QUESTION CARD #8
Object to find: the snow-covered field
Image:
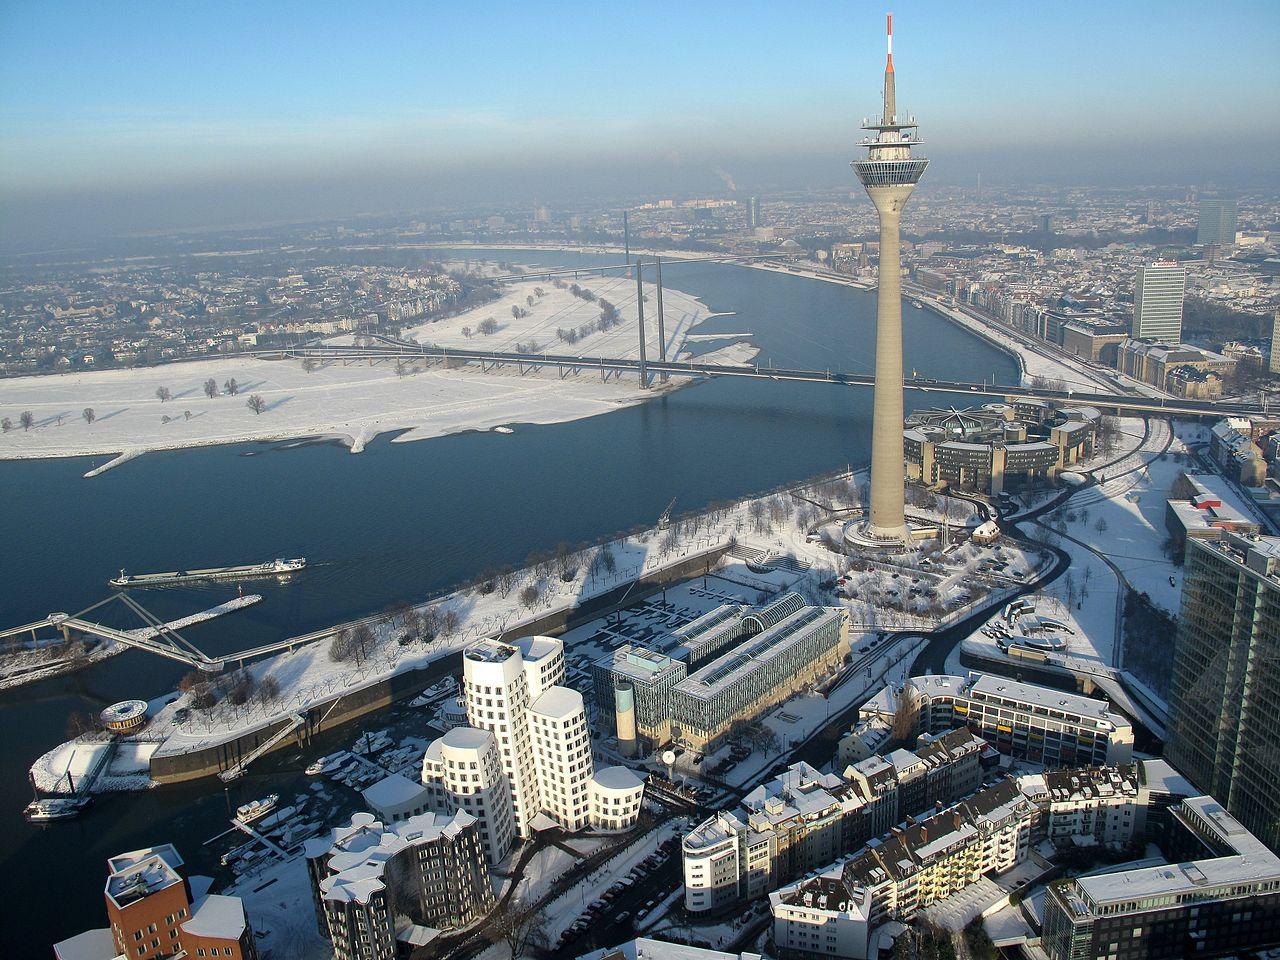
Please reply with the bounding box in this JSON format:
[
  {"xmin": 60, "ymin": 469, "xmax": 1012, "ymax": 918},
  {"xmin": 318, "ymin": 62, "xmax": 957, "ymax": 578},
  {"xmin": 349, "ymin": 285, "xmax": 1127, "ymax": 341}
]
[{"xmin": 0, "ymin": 274, "xmax": 750, "ymax": 467}]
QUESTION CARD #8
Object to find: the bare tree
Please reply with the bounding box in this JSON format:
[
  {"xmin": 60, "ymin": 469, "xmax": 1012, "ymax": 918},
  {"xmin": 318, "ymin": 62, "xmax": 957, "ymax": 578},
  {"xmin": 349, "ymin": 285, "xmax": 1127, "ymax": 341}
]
[
  {"xmin": 519, "ymin": 584, "xmax": 541, "ymax": 609},
  {"xmin": 246, "ymin": 395, "xmax": 267, "ymax": 415},
  {"xmin": 301, "ymin": 357, "xmax": 317, "ymax": 373},
  {"xmin": 478, "ymin": 317, "xmax": 498, "ymax": 335},
  {"xmin": 461, "ymin": 326, "xmax": 472, "ymax": 338},
  {"xmin": 491, "ymin": 903, "xmax": 549, "ymax": 959},
  {"xmin": 259, "ymin": 675, "xmax": 281, "ymax": 701},
  {"xmin": 183, "ymin": 410, "xmax": 192, "ymax": 421},
  {"xmin": 0, "ymin": 417, "xmax": 11, "ymax": 432},
  {"xmin": 1095, "ymin": 516, "xmax": 1108, "ymax": 534},
  {"xmin": 82, "ymin": 408, "xmax": 96, "ymax": 425},
  {"xmin": 20, "ymin": 411, "xmax": 34, "ymax": 430},
  {"xmin": 155, "ymin": 386, "xmax": 171, "ymax": 403},
  {"xmin": 203, "ymin": 378, "xmax": 218, "ymax": 398},
  {"xmin": 223, "ymin": 377, "xmax": 239, "ymax": 396}
]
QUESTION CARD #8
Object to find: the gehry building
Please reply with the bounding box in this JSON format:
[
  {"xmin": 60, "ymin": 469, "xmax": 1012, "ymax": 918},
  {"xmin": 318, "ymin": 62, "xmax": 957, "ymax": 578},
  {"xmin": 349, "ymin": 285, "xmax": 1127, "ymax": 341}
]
[
  {"xmin": 421, "ymin": 636, "xmax": 644, "ymax": 862},
  {"xmin": 304, "ymin": 810, "xmax": 494, "ymax": 960}
]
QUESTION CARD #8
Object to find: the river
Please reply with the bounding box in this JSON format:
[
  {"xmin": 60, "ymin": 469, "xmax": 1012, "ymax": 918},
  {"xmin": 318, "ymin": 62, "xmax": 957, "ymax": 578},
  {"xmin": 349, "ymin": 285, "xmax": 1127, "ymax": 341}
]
[{"xmin": 0, "ymin": 249, "xmax": 1018, "ymax": 954}]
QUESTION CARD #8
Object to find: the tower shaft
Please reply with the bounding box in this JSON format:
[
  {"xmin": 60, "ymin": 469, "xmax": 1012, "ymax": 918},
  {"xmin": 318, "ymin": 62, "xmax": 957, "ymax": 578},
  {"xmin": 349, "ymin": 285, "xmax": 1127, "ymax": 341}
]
[
  {"xmin": 852, "ymin": 12, "xmax": 926, "ymax": 546},
  {"xmin": 866, "ymin": 188, "xmax": 911, "ymax": 542}
]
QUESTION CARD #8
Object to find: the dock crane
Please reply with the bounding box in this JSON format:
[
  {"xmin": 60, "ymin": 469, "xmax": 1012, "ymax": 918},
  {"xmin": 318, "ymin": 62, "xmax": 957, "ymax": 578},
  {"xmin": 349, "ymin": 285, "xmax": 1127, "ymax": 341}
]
[{"xmin": 658, "ymin": 498, "xmax": 677, "ymax": 531}]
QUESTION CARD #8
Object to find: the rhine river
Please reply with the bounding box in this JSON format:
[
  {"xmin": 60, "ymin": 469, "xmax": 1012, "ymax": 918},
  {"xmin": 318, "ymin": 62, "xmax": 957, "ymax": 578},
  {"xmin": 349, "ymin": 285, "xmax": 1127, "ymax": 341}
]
[{"xmin": 0, "ymin": 249, "xmax": 1018, "ymax": 954}]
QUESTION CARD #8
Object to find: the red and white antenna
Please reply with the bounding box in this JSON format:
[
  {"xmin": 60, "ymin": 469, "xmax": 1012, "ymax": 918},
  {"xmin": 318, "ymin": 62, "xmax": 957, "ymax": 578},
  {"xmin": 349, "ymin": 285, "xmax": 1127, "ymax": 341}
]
[{"xmin": 886, "ymin": 13, "xmax": 894, "ymax": 72}]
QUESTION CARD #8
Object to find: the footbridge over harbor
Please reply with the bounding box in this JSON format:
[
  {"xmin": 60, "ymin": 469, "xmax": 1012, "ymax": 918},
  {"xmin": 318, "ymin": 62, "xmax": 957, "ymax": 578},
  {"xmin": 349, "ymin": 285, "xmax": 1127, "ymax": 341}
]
[
  {"xmin": 0, "ymin": 594, "xmax": 320, "ymax": 674},
  {"xmin": 248, "ymin": 338, "xmax": 1274, "ymax": 421}
]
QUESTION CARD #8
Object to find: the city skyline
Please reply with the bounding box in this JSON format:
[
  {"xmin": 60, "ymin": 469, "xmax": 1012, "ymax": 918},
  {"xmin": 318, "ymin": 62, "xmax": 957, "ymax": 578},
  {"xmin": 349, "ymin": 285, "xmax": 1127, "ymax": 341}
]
[{"xmin": 2, "ymin": 1, "xmax": 1279, "ymax": 240}]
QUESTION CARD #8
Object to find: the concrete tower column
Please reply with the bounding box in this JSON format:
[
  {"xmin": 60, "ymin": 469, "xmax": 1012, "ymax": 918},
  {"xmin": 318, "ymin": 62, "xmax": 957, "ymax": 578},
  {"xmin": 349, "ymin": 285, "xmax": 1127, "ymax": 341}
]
[{"xmin": 866, "ymin": 190, "xmax": 912, "ymax": 542}]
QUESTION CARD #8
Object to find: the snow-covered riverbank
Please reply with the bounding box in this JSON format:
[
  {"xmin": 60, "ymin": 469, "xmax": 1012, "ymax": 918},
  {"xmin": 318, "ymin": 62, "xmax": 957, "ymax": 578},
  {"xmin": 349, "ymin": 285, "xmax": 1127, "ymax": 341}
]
[{"xmin": 0, "ymin": 275, "xmax": 749, "ymax": 468}]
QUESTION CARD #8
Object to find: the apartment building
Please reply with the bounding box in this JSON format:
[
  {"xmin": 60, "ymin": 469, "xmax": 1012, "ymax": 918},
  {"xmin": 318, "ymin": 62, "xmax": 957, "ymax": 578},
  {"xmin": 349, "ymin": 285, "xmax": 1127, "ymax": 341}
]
[
  {"xmin": 683, "ymin": 729, "xmax": 985, "ymax": 914},
  {"xmin": 304, "ymin": 810, "xmax": 494, "ymax": 960},
  {"xmin": 770, "ymin": 766, "xmax": 1143, "ymax": 960},
  {"xmin": 853, "ymin": 672, "xmax": 1133, "ymax": 768}
]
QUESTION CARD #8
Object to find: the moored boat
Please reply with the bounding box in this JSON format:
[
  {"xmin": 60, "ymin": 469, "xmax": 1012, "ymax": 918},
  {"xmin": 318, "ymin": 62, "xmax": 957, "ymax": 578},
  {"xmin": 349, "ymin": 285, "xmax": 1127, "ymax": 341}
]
[{"xmin": 235, "ymin": 793, "xmax": 279, "ymax": 824}]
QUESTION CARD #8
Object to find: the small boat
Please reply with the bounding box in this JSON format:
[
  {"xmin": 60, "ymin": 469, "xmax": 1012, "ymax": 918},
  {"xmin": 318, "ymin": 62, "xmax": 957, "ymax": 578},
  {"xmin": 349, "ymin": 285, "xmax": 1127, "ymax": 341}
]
[
  {"xmin": 493, "ymin": 426, "xmax": 514, "ymax": 434},
  {"xmin": 25, "ymin": 797, "xmax": 90, "ymax": 822},
  {"xmin": 306, "ymin": 752, "xmax": 346, "ymax": 776},
  {"xmin": 235, "ymin": 793, "xmax": 279, "ymax": 824}
]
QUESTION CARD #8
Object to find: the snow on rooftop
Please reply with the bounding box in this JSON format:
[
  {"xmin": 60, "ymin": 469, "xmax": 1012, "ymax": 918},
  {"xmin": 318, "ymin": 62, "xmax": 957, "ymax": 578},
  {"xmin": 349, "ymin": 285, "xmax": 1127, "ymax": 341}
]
[
  {"xmin": 52, "ymin": 929, "xmax": 118, "ymax": 960},
  {"xmin": 182, "ymin": 894, "xmax": 247, "ymax": 941},
  {"xmin": 362, "ymin": 773, "xmax": 428, "ymax": 811},
  {"xmin": 530, "ymin": 685, "xmax": 583, "ymax": 719},
  {"xmin": 592, "ymin": 765, "xmax": 643, "ymax": 792}
]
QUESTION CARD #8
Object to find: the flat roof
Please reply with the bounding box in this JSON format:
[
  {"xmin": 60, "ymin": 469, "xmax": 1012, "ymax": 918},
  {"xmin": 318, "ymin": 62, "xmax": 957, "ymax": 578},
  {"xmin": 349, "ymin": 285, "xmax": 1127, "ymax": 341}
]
[
  {"xmin": 362, "ymin": 773, "xmax": 428, "ymax": 810},
  {"xmin": 52, "ymin": 929, "xmax": 119, "ymax": 960},
  {"xmin": 182, "ymin": 894, "xmax": 246, "ymax": 941}
]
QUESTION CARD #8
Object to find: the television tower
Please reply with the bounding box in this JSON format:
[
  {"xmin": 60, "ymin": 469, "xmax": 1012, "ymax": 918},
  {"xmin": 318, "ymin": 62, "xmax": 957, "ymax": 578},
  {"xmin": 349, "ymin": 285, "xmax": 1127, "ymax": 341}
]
[{"xmin": 852, "ymin": 13, "xmax": 928, "ymax": 545}]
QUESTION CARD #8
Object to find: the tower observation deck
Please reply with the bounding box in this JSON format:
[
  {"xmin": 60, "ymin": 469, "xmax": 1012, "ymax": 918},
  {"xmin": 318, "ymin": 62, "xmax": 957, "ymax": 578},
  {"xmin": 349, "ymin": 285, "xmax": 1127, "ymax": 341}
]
[{"xmin": 853, "ymin": 13, "xmax": 928, "ymax": 546}]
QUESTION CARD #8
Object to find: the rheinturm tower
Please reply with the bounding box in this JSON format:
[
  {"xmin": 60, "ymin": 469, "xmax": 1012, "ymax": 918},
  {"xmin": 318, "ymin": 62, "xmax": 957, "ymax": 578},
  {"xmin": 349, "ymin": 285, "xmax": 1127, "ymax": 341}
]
[{"xmin": 853, "ymin": 13, "xmax": 927, "ymax": 545}]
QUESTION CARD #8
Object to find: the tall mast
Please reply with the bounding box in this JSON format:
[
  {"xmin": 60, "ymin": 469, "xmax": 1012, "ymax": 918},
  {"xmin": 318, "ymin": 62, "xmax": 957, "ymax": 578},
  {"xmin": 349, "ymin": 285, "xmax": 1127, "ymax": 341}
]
[{"xmin": 883, "ymin": 13, "xmax": 896, "ymax": 123}]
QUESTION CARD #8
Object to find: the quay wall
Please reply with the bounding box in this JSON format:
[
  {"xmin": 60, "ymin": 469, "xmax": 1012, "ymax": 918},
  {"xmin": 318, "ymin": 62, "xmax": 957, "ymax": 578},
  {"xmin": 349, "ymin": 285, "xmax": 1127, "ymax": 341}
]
[{"xmin": 150, "ymin": 545, "xmax": 730, "ymax": 784}]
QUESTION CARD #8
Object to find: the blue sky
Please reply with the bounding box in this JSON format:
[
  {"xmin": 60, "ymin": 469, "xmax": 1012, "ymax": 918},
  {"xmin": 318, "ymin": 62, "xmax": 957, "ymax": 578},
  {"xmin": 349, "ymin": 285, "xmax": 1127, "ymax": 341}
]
[{"xmin": 1, "ymin": 1, "xmax": 1278, "ymax": 233}]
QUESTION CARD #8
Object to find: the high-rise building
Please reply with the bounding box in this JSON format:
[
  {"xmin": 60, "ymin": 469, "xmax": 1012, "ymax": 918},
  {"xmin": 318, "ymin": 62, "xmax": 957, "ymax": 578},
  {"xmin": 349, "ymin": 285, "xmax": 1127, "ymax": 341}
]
[
  {"xmin": 1166, "ymin": 531, "xmax": 1280, "ymax": 851},
  {"xmin": 1197, "ymin": 195, "xmax": 1239, "ymax": 246},
  {"xmin": 748, "ymin": 196, "xmax": 762, "ymax": 229},
  {"xmin": 1042, "ymin": 796, "xmax": 1280, "ymax": 960},
  {"xmin": 1270, "ymin": 311, "xmax": 1280, "ymax": 375},
  {"xmin": 422, "ymin": 636, "xmax": 644, "ymax": 855},
  {"xmin": 1131, "ymin": 261, "xmax": 1186, "ymax": 343},
  {"xmin": 852, "ymin": 14, "xmax": 928, "ymax": 545}
]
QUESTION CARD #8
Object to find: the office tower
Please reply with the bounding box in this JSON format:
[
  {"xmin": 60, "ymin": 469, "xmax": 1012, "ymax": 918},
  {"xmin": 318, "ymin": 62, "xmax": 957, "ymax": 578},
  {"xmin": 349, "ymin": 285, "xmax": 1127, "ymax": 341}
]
[
  {"xmin": 852, "ymin": 14, "xmax": 927, "ymax": 544},
  {"xmin": 1039, "ymin": 213, "xmax": 1053, "ymax": 233},
  {"xmin": 1271, "ymin": 312, "xmax": 1280, "ymax": 375},
  {"xmin": 1197, "ymin": 195, "xmax": 1239, "ymax": 246},
  {"xmin": 1166, "ymin": 532, "xmax": 1280, "ymax": 851},
  {"xmin": 1131, "ymin": 261, "xmax": 1186, "ymax": 342},
  {"xmin": 1043, "ymin": 796, "xmax": 1280, "ymax": 960},
  {"xmin": 748, "ymin": 195, "xmax": 761, "ymax": 228}
]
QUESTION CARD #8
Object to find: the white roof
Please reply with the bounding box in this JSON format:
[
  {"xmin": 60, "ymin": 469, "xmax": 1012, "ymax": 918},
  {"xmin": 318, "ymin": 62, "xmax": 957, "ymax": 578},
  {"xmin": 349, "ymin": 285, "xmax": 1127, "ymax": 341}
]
[
  {"xmin": 530, "ymin": 685, "xmax": 583, "ymax": 719},
  {"xmin": 53, "ymin": 929, "xmax": 120, "ymax": 960},
  {"xmin": 362, "ymin": 773, "xmax": 428, "ymax": 811},
  {"xmin": 182, "ymin": 894, "xmax": 247, "ymax": 940},
  {"xmin": 441, "ymin": 726, "xmax": 494, "ymax": 751},
  {"xmin": 592, "ymin": 765, "xmax": 644, "ymax": 792}
]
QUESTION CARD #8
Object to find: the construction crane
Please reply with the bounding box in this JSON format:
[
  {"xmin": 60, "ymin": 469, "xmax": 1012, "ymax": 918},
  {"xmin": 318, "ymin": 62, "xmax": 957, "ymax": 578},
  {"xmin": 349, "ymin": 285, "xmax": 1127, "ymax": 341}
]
[{"xmin": 658, "ymin": 498, "xmax": 677, "ymax": 531}]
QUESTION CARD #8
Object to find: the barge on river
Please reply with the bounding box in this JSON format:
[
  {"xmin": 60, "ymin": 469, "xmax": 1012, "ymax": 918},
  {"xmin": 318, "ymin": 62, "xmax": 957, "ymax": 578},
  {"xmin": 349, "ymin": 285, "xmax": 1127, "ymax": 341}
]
[{"xmin": 109, "ymin": 558, "xmax": 306, "ymax": 588}]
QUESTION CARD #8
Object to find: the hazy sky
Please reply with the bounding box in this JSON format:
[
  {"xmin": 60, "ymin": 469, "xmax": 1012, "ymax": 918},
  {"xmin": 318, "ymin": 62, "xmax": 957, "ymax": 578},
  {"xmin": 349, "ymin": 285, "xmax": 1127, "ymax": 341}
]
[{"xmin": 2, "ymin": 0, "xmax": 1278, "ymax": 240}]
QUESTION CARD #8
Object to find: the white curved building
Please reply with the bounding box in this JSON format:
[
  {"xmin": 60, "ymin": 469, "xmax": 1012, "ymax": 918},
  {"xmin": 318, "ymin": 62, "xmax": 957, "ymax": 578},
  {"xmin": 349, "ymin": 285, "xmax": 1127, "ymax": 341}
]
[
  {"xmin": 588, "ymin": 765, "xmax": 645, "ymax": 832},
  {"xmin": 528, "ymin": 686, "xmax": 594, "ymax": 830},
  {"xmin": 427, "ymin": 635, "xmax": 646, "ymax": 853},
  {"xmin": 421, "ymin": 726, "xmax": 515, "ymax": 864}
]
